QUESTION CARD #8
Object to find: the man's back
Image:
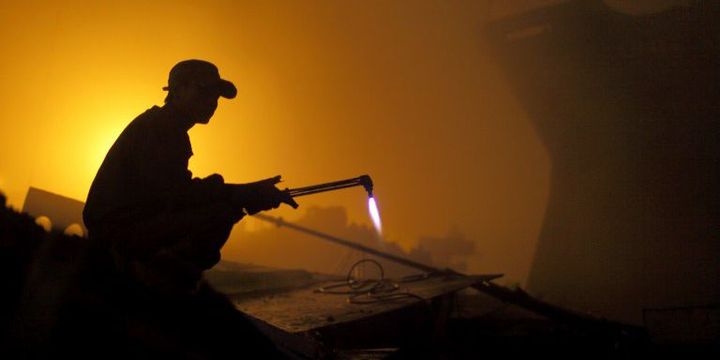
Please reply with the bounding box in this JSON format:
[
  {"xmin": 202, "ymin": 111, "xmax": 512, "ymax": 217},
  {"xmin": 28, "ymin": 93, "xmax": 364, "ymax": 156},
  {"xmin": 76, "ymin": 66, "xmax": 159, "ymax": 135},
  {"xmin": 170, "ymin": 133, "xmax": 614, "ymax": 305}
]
[{"xmin": 83, "ymin": 105, "xmax": 194, "ymax": 231}]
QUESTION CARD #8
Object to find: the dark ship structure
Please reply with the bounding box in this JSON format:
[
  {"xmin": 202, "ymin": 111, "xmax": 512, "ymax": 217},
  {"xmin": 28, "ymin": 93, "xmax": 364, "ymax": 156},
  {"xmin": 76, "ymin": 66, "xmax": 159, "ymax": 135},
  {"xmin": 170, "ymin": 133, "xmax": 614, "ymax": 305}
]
[{"xmin": 485, "ymin": 0, "xmax": 719, "ymax": 336}]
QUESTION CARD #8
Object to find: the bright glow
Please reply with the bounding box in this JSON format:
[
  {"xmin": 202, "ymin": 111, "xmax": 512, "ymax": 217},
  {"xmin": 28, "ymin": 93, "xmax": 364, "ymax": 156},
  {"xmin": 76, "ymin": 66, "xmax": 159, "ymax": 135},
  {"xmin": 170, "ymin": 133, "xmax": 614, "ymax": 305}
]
[
  {"xmin": 368, "ymin": 196, "xmax": 382, "ymax": 234},
  {"xmin": 63, "ymin": 223, "xmax": 85, "ymax": 238},
  {"xmin": 35, "ymin": 216, "xmax": 52, "ymax": 233}
]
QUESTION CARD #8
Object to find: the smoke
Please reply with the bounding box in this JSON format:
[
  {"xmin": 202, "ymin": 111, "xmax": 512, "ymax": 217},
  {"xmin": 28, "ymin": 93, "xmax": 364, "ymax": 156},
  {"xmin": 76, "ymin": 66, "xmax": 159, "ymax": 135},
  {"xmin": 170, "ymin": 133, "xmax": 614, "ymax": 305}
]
[{"xmin": 222, "ymin": 206, "xmax": 433, "ymax": 277}]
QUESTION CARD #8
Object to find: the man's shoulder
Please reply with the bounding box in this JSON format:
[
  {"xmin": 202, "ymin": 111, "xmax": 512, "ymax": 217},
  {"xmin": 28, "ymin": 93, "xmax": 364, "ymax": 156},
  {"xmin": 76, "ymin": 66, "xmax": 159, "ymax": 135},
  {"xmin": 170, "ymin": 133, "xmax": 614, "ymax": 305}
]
[
  {"xmin": 131, "ymin": 106, "xmax": 164, "ymax": 126},
  {"xmin": 123, "ymin": 106, "xmax": 176, "ymax": 134}
]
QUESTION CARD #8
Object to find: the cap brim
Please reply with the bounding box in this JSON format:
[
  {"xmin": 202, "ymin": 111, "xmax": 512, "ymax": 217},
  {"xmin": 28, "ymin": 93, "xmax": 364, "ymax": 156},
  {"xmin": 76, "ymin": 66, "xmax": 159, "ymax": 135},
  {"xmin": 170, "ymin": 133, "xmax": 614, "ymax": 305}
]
[
  {"xmin": 217, "ymin": 79, "xmax": 237, "ymax": 99},
  {"xmin": 161, "ymin": 79, "xmax": 236, "ymax": 99}
]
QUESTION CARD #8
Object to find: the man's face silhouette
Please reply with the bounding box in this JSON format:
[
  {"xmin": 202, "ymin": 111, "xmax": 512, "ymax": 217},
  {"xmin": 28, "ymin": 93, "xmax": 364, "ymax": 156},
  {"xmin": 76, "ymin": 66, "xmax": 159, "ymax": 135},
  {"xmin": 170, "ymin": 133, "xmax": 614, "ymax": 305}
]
[{"xmin": 173, "ymin": 82, "xmax": 220, "ymax": 125}]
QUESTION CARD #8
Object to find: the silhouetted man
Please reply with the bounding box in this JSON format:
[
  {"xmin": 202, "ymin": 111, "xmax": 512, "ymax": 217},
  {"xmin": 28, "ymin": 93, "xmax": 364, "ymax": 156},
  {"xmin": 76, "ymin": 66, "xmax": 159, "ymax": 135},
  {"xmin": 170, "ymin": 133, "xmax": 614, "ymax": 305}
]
[
  {"xmin": 84, "ymin": 59, "xmax": 297, "ymax": 296},
  {"xmin": 81, "ymin": 60, "xmax": 297, "ymax": 358}
]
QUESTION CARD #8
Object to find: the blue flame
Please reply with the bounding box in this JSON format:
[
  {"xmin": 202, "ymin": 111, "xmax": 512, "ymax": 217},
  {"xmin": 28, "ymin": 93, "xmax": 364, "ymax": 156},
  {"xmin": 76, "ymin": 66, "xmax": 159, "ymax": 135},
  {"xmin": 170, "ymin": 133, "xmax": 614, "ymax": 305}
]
[{"xmin": 368, "ymin": 196, "xmax": 382, "ymax": 234}]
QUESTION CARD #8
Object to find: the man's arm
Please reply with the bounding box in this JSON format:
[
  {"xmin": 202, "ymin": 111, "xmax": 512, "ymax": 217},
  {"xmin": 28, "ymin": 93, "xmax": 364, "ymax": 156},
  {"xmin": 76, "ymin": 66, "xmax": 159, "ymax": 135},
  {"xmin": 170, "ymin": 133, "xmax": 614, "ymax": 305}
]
[{"xmin": 176, "ymin": 173, "xmax": 298, "ymax": 216}]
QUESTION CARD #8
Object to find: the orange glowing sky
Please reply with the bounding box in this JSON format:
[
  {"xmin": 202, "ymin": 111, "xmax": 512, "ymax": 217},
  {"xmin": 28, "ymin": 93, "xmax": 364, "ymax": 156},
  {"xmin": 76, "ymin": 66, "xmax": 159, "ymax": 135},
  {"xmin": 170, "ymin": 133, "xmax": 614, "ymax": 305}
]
[{"xmin": 0, "ymin": 1, "xmax": 563, "ymax": 284}]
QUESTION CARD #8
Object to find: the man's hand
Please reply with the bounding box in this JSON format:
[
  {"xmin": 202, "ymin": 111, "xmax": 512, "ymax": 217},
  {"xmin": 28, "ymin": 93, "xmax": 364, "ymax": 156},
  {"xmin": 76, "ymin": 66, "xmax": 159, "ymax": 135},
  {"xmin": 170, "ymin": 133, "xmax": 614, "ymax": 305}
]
[{"xmin": 231, "ymin": 176, "xmax": 299, "ymax": 215}]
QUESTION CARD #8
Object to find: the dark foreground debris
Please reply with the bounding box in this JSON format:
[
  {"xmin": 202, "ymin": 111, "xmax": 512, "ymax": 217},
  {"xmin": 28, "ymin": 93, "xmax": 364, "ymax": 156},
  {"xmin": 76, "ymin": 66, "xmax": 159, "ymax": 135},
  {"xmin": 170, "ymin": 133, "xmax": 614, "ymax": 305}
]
[{"xmin": 1, "ymin": 198, "xmax": 717, "ymax": 359}]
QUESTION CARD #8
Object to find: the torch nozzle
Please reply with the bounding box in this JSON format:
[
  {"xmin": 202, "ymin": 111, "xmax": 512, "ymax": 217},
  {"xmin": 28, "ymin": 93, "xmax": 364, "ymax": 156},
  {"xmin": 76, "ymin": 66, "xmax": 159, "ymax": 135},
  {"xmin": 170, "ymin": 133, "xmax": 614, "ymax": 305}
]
[
  {"xmin": 358, "ymin": 175, "xmax": 373, "ymax": 198},
  {"xmin": 287, "ymin": 175, "xmax": 374, "ymax": 198}
]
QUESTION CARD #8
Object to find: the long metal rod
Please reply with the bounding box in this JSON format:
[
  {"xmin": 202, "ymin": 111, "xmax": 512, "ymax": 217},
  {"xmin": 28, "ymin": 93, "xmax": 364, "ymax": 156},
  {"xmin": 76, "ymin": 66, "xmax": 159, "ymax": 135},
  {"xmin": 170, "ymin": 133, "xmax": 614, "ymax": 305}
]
[{"xmin": 252, "ymin": 213, "xmax": 442, "ymax": 274}]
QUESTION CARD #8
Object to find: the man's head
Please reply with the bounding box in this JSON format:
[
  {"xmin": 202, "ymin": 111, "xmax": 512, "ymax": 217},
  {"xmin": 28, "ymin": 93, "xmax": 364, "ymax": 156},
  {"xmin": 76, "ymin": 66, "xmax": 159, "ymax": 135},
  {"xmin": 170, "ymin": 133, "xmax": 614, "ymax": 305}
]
[{"xmin": 163, "ymin": 60, "xmax": 237, "ymax": 125}]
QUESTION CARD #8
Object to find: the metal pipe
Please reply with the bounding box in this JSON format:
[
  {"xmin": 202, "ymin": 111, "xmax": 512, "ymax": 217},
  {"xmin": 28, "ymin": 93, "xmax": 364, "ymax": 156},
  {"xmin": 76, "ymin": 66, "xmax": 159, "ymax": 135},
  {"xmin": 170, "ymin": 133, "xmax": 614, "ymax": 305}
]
[
  {"xmin": 252, "ymin": 213, "xmax": 501, "ymax": 280},
  {"xmin": 287, "ymin": 175, "xmax": 373, "ymax": 198},
  {"xmin": 254, "ymin": 213, "xmax": 435, "ymax": 273}
]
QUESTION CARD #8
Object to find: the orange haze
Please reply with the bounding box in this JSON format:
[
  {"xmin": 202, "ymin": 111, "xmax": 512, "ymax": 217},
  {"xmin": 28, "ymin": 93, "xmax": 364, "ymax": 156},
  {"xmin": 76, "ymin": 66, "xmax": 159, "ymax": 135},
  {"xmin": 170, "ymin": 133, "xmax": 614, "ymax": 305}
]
[{"xmin": 0, "ymin": 1, "xmax": 553, "ymax": 284}]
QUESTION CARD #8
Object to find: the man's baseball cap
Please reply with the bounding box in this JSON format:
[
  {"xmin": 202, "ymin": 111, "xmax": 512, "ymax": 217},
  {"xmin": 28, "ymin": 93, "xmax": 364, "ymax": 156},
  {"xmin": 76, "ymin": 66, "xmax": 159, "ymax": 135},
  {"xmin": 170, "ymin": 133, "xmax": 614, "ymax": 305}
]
[{"xmin": 162, "ymin": 59, "xmax": 237, "ymax": 99}]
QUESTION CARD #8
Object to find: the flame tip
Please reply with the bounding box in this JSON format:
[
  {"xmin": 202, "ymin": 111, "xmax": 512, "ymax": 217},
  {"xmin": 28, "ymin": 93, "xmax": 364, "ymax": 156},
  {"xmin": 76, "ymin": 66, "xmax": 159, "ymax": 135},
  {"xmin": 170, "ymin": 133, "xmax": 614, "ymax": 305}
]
[{"xmin": 367, "ymin": 196, "xmax": 382, "ymax": 234}]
